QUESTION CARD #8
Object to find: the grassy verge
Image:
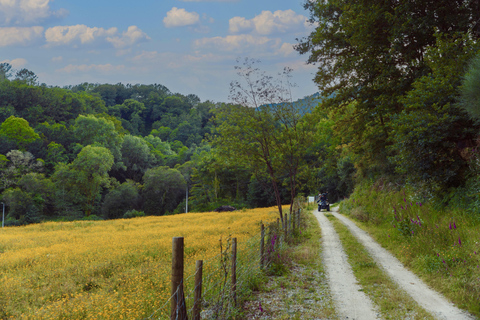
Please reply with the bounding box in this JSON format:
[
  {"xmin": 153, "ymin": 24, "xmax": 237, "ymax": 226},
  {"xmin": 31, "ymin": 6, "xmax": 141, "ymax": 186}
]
[
  {"xmin": 340, "ymin": 180, "xmax": 480, "ymax": 317},
  {"xmin": 326, "ymin": 213, "xmax": 434, "ymax": 319},
  {"xmin": 241, "ymin": 204, "xmax": 338, "ymax": 319}
]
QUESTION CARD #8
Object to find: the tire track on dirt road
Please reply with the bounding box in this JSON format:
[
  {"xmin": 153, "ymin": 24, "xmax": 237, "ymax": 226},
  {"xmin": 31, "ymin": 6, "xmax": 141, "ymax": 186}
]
[
  {"xmin": 322, "ymin": 207, "xmax": 476, "ymax": 320},
  {"xmin": 314, "ymin": 208, "xmax": 380, "ymax": 320}
]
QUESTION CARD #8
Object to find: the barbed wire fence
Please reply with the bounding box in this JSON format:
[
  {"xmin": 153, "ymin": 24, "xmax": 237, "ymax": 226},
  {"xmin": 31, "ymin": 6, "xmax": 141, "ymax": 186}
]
[{"xmin": 143, "ymin": 199, "xmax": 308, "ymax": 320}]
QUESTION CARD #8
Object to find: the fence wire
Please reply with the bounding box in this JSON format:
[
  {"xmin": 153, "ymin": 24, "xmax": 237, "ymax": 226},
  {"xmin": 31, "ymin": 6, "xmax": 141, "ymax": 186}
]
[{"xmin": 142, "ymin": 208, "xmax": 306, "ymax": 320}]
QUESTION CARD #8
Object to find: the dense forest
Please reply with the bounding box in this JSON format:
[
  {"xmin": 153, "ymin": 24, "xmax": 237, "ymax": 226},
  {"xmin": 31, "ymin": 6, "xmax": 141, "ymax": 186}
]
[
  {"xmin": 0, "ymin": 63, "xmax": 341, "ymax": 225},
  {"xmin": 2, "ymin": 0, "xmax": 480, "ymax": 226}
]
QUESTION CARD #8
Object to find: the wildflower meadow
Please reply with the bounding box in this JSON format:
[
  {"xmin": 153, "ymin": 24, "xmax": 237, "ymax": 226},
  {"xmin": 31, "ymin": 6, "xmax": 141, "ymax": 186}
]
[{"xmin": 0, "ymin": 207, "xmax": 278, "ymax": 319}]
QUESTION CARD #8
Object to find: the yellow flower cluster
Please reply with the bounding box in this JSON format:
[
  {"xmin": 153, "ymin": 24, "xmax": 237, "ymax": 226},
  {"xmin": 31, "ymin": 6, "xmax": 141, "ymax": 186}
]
[{"xmin": 0, "ymin": 207, "xmax": 278, "ymax": 319}]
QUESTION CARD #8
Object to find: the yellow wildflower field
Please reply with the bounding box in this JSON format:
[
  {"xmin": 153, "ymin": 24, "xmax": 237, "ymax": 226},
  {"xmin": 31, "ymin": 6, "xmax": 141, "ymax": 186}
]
[{"xmin": 0, "ymin": 207, "xmax": 279, "ymax": 319}]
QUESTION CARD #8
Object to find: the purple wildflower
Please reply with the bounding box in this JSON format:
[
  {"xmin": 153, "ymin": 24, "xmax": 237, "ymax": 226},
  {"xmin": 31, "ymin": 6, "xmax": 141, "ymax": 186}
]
[
  {"xmin": 449, "ymin": 222, "xmax": 452, "ymax": 230},
  {"xmin": 259, "ymin": 302, "xmax": 263, "ymax": 312},
  {"xmin": 459, "ymin": 237, "xmax": 462, "ymax": 246},
  {"xmin": 453, "ymin": 222, "xmax": 457, "ymax": 229}
]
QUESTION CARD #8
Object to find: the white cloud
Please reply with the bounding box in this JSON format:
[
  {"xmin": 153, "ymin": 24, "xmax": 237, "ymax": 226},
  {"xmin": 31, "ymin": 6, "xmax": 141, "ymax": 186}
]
[
  {"xmin": 131, "ymin": 50, "xmax": 160, "ymax": 62},
  {"xmin": 0, "ymin": 0, "xmax": 68, "ymax": 26},
  {"xmin": 230, "ymin": 10, "xmax": 309, "ymax": 35},
  {"xmin": 131, "ymin": 51, "xmax": 228, "ymax": 67},
  {"xmin": 194, "ymin": 34, "xmax": 280, "ymax": 52},
  {"xmin": 279, "ymin": 42, "xmax": 295, "ymax": 57},
  {"xmin": 163, "ymin": 7, "xmax": 199, "ymax": 28},
  {"xmin": 56, "ymin": 63, "xmax": 125, "ymax": 74},
  {"xmin": 229, "ymin": 17, "xmax": 253, "ymax": 33},
  {"xmin": 45, "ymin": 25, "xmax": 117, "ymax": 46},
  {"xmin": 1, "ymin": 58, "xmax": 28, "ymax": 68},
  {"xmin": 0, "ymin": 26, "xmax": 43, "ymax": 46},
  {"xmin": 44, "ymin": 25, "xmax": 149, "ymax": 49},
  {"xmin": 51, "ymin": 56, "xmax": 62, "ymax": 62},
  {"xmin": 106, "ymin": 25, "xmax": 150, "ymax": 49}
]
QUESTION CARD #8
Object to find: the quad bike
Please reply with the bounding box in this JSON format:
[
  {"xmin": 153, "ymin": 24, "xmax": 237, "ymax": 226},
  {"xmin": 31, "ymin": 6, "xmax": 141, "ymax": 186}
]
[{"xmin": 318, "ymin": 199, "xmax": 330, "ymax": 212}]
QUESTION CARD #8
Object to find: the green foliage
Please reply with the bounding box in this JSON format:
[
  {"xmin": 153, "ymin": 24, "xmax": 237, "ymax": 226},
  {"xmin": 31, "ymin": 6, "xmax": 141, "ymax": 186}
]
[
  {"xmin": 341, "ymin": 182, "xmax": 480, "ymax": 316},
  {"xmin": 73, "ymin": 115, "xmax": 124, "ymax": 169},
  {"xmin": 142, "ymin": 166, "xmax": 186, "ymax": 215},
  {"xmin": 460, "ymin": 53, "xmax": 480, "ymax": 119},
  {"xmin": 35, "ymin": 122, "xmax": 73, "ymax": 153},
  {"xmin": 18, "ymin": 172, "xmax": 55, "ymax": 216},
  {"xmin": 102, "ymin": 181, "xmax": 141, "ymax": 219},
  {"xmin": 0, "ymin": 81, "xmax": 106, "ymax": 125},
  {"xmin": 3, "ymin": 188, "xmax": 41, "ymax": 225},
  {"xmin": 389, "ymin": 34, "xmax": 480, "ymax": 190},
  {"xmin": 82, "ymin": 214, "xmax": 103, "ymax": 221},
  {"xmin": 189, "ymin": 146, "xmax": 251, "ymax": 211},
  {"xmin": 0, "ymin": 150, "xmax": 44, "ymax": 191},
  {"xmin": 122, "ymin": 209, "xmax": 145, "ymax": 219},
  {"xmin": 297, "ymin": 0, "xmax": 480, "ymax": 177},
  {"xmin": 214, "ymin": 58, "xmax": 316, "ymax": 219},
  {"xmin": 45, "ymin": 142, "xmax": 69, "ymax": 174},
  {"xmin": 0, "ymin": 116, "xmax": 39, "ymax": 150},
  {"xmin": 120, "ymin": 135, "xmax": 154, "ymax": 182},
  {"xmin": 52, "ymin": 145, "xmax": 114, "ymax": 217}
]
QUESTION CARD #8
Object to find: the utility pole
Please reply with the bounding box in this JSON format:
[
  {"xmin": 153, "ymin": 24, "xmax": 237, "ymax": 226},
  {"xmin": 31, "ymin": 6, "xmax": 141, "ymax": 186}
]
[{"xmin": 185, "ymin": 185, "xmax": 188, "ymax": 213}]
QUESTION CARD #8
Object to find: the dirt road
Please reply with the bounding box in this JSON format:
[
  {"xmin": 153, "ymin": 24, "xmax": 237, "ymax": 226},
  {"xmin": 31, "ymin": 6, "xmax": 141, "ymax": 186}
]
[{"xmin": 314, "ymin": 207, "xmax": 476, "ymax": 320}]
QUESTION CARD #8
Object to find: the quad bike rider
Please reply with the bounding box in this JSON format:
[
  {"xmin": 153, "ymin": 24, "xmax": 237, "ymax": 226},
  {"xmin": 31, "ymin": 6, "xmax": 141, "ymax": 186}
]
[{"xmin": 317, "ymin": 192, "xmax": 330, "ymax": 212}]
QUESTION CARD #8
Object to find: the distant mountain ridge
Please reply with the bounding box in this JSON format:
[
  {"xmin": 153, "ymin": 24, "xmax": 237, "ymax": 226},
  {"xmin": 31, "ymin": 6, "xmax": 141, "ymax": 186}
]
[{"xmin": 257, "ymin": 92, "xmax": 322, "ymax": 115}]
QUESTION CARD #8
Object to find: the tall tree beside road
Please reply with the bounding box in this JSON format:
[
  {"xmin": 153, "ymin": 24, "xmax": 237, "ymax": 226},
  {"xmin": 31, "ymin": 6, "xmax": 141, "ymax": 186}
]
[
  {"xmin": 296, "ymin": 0, "xmax": 480, "ymax": 176},
  {"xmin": 214, "ymin": 59, "xmax": 312, "ymax": 222}
]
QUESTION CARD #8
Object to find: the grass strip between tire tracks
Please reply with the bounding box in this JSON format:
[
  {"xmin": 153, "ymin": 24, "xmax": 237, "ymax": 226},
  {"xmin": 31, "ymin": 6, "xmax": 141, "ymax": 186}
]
[{"xmin": 325, "ymin": 213, "xmax": 435, "ymax": 320}]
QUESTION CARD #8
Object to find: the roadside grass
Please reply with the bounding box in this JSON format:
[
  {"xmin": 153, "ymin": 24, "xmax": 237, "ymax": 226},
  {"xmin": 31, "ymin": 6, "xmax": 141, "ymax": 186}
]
[
  {"xmin": 325, "ymin": 213, "xmax": 435, "ymax": 319},
  {"xmin": 242, "ymin": 204, "xmax": 338, "ymax": 319},
  {"xmin": 340, "ymin": 180, "xmax": 480, "ymax": 317}
]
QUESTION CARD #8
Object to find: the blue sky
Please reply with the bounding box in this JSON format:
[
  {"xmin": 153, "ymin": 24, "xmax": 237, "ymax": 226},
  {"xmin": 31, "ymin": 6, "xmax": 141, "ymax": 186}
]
[{"xmin": 1, "ymin": 0, "xmax": 319, "ymax": 102}]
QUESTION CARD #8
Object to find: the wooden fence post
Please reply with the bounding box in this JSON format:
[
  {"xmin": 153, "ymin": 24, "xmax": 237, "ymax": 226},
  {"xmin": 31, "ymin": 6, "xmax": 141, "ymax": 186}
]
[
  {"xmin": 231, "ymin": 237, "xmax": 237, "ymax": 307},
  {"xmin": 260, "ymin": 224, "xmax": 265, "ymax": 269},
  {"xmin": 292, "ymin": 209, "xmax": 296, "ymax": 231},
  {"xmin": 288, "ymin": 213, "xmax": 292, "ymax": 235},
  {"xmin": 297, "ymin": 209, "xmax": 300, "ymax": 229},
  {"xmin": 193, "ymin": 260, "xmax": 203, "ymax": 320},
  {"xmin": 171, "ymin": 237, "xmax": 188, "ymax": 320},
  {"xmin": 276, "ymin": 218, "xmax": 280, "ymax": 246}
]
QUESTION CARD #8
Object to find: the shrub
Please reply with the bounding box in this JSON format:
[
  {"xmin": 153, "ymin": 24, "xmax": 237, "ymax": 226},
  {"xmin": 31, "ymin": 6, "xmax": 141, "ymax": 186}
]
[{"xmin": 123, "ymin": 209, "xmax": 145, "ymax": 219}]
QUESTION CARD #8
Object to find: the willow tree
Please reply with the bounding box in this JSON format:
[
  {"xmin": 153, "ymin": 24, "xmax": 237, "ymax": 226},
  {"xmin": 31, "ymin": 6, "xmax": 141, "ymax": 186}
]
[{"xmin": 213, "ymin": 58, "xmax": 312, "ymax": 222}]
